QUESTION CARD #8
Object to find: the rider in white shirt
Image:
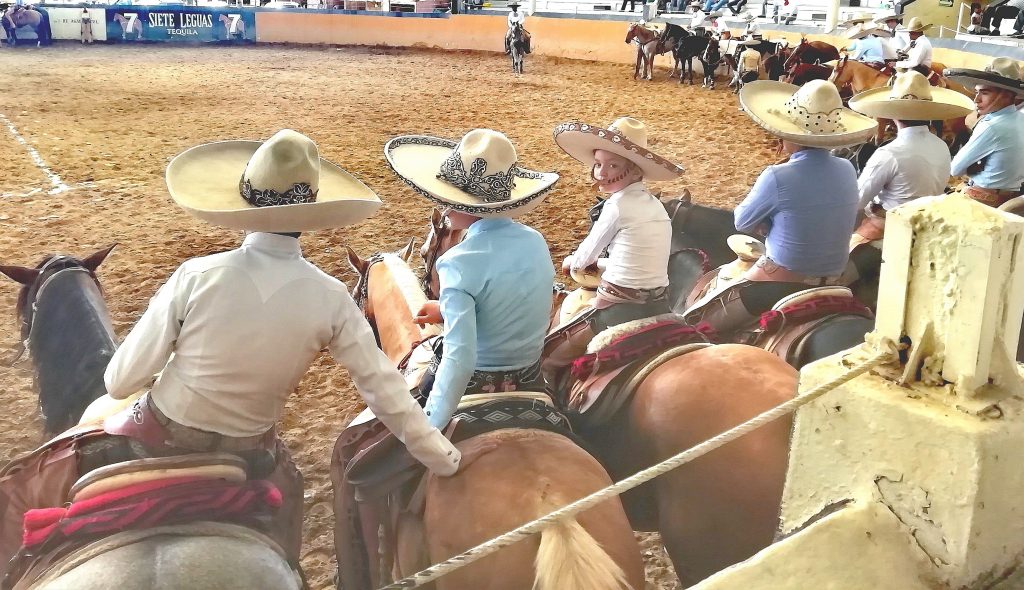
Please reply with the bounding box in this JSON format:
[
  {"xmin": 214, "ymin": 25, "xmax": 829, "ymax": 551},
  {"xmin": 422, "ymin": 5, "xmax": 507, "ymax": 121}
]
[
  {"xmin": 505, "ymin": 2, "xmax": 531, "ymax": 54},
  {"xmin": 895, "ymin": 17, "xmax": 933, "ymax": 77}
]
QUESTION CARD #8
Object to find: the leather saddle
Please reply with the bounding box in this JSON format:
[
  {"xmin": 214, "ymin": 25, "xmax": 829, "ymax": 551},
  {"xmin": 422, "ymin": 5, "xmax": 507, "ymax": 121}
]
[{"xmin": 69, "ymin": 452, "xmax": 248, "ymax": 502}]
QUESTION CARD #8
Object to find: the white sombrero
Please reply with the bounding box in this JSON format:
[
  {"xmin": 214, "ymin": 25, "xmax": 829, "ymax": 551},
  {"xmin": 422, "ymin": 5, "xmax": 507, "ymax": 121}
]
[
  {"xmin": 740, "ymin": 79, "xmax": 877, "ymax": 148},
  {"xmin": 841, "ymin": 11, "xmax": 875, "ymax": 25},
  {"xmin": 553, "ymin": 117, "xmax": 684, "ymax": 181},
  {"xmin": 945, "ymin": 57, "xmax": 1024, "ymax": 96},
  {"xmin": 165, "ymin": 129, "xmax": 381, "ymax": 232},
  {"xmin": 904, "ymin": 17, "xmax": 932, "ymax": 33},
  {"xmin": 849, "ymin": 70, "xmax": 976, "ymax": 120},
  {"xmin": 384, "ymin": 129, "xmax": 558, "ymax": 218},
  {"xmin": 874, "ymin": 12, "xmax": 904, "ymax": 23},
  {"xmin": 845, "ymin": 22, "xmax": 891, "ymax": 39}
]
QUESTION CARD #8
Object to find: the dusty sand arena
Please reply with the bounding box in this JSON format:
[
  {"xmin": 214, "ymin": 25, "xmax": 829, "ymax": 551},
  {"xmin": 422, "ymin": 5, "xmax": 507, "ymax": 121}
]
[{"xmin": 0, "ymin": 43, "xmax": 780, "ymax": 589}]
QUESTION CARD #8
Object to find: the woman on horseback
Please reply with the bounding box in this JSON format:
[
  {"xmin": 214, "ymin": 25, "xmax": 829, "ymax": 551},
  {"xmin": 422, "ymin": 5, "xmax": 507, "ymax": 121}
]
[{"xmin": 542, "ymin": 117, "xmax": 683, "ymax": 388}]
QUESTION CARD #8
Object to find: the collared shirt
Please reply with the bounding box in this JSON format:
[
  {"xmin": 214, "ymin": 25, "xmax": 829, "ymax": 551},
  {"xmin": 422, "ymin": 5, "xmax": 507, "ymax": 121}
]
[
  {"xmin": 735, "ymin": 148, "xmax": 859, "ymax": 277},
  {"xmin": 878, "ymin": 36, "xmax": 899, "ymax": 60},
  {"xmin": 567, "ymin": 181, "xmax": 672, "ymax": 290},
  {"xmin": 848, "ymin": 36, "xmax": 884, "ymax": 63},
  {"xmin": 508, "ymin": 9, "xmax": 526, "ymax": 27},
  {"xmin": 895, "ymin": 35, "xmax": 931, "ymax": 69},
  {"xmin": 951, "ymin": 105, "xmax": 1024, "ymax": 190},
  {"xmin": 740, "ymin": 48, "xmax": 761, "ymax": 72},
  {"xmin": 104, "ymin": 232, "xmax": 460, "ymax": 476},
  {"xmin": 858, "ymin": 126, "xmax": 951, "ymax": 210},
  {"xmin": 427, "ymin": 218, "xmax": 553, "ymax": 429}
]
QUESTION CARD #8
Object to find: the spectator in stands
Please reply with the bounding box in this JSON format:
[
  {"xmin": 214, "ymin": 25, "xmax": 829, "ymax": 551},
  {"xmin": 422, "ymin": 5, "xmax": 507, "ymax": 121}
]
[
  {"xmin": 982, "ymin": 0, "xmax": 1024, "ymax": 34},
  {"xmin": 966, "ymin": 2, "xmax": 986, "ymax": 33},
  {"xmin": 505, "ymin": 2, "xmax": 531, "ymax": 54},
  {"xmin": 620, "ymin": 0, "xmax": 638, "ymax": 11},
  {"xmin": 847, "ymin": 71, "xmax": 975, "ymax": 247},
  {"xmin": 703, "ymin": 0, "xmax": 729, "ymax": 14},
  {"xmin": 946, "ymin": 58, "xmax": 1024, "ymax": 207},
  {"xmin": 895, "ymin": 17, "xmax": 932, "ymax": 78},
  {"xmin": 725, "ymin": 0, "xmax": 745, "ymax": 15}
]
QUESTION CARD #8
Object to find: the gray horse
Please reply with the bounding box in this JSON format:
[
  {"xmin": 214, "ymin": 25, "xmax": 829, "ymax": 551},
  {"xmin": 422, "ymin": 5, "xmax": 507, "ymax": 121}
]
[
  {"xmin": 510, "ymin": 22, "xmax": 527, "ymax": 74},
  {"xmin": 1, "ymin": 5, "xmax": 52, "ymax": 47}
]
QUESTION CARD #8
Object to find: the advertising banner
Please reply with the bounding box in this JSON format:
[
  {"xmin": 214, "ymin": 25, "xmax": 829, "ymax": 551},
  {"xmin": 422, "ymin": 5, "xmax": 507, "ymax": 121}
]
[
  {"xmin": 45, "ymin": 7, "xmax": 108, "ymax": 41},
  {"xmin": 104, "ymin": 6, "xmax": 256, "ymax": 43}
]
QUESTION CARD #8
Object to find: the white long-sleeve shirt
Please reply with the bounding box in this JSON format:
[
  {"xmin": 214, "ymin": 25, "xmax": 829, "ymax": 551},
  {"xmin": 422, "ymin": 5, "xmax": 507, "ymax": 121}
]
[
  {"xmin": 567, "ymin": 182, "xmax": 671, "ymax": 290},
  {"xmin": 508, "ymin": 9, "xmax": 526, "ymax": 28},
  {"xmin": 104, "ymin": 232, "xmax": 460, "ymax": 476},
  {"xmin": 895, "ymin": 35, "xmax": 932, "ymax": 69},
  {"xmin": 857, "ymin": 126, "xmax": 951, "ymax": 211}
]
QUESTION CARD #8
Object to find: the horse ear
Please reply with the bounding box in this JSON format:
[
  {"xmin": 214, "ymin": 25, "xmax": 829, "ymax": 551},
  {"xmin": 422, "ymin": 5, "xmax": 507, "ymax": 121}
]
[
  {"xmin": 81, "ymin": 243, "xmax": 117, "ymax": 272},
  {"xmin": 398, "ymin": 237, "xmax": 417, "ymax": 263},
  {"xmin": 430, "ymin": 208, "xmax": 443, "ymax": 228},
  {"xmin": 0, "ymin": 265, "xmax": 40, "ymax": 286},
  {"xmin": 346, "ymin": 245, "xmax": 368, "ymax": 275}
]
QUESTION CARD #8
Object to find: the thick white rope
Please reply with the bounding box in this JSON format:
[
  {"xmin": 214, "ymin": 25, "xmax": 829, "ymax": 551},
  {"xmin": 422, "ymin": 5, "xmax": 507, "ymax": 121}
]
[{"xmin": 379, "ymin": 340, "xmax": 900, "ymax": 590}]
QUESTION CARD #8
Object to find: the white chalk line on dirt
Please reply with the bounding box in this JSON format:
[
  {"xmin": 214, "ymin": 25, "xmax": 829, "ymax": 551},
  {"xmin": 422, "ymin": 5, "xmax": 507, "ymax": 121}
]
[{"xmin": 0, "ymin": 112, "xmax": 70, "ymax": 195}]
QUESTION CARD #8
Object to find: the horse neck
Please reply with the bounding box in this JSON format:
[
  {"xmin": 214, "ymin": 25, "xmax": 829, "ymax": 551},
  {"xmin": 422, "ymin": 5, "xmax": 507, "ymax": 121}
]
[
  {"xmin": 367, "ymin": 255, "xmax": 439, "ymax": 366},
  {"xmin": 677, "ymin": 204, "xmax": 744, "ymax": 267},
  {"xmin": 849, "ymin": 62, "xmax": 886, "ymax": 92},
  {"xmin": 27, "ymin": 268, "xmax": 117, "ymax": 435},
  {"xmin": 423, "ymin": 224, "xmax": 464, "ymax": 299}
]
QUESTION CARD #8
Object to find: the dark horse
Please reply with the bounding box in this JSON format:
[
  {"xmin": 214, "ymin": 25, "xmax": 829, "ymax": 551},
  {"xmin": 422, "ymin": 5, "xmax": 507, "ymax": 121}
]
[
  {"xmin": 783, "ymin": 37, "xmax": 839, "ymax": 70},
  {"xmin": 510, "ymin": 22, "xmax": 527, "ymax": 74},
  {"xmin": 699, "ymin": 36, "xmax": 722, "ymax": 88},
  {"xmin": 673, "ymin": 34, "xmax": 711, "ymax": 85},
  {"xmin": 1, "ymin": 245, "xmax": 117, "ymax": 436}
]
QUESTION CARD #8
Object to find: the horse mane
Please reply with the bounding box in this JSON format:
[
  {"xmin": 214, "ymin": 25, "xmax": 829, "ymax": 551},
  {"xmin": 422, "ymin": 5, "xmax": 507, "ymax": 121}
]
[
  {"xmin": 14, "ymin": 254, "xmax": 56, "ymax": 335},
  {"xmin": 380, "ymin": 254, "xmax": 431, "ymax": 320}
]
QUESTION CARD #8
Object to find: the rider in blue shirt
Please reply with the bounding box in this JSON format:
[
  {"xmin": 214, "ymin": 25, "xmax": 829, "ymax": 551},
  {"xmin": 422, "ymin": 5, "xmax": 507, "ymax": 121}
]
[{"xmin": 384, "ymin": 128, "xmax": 559, "ymax": 426}]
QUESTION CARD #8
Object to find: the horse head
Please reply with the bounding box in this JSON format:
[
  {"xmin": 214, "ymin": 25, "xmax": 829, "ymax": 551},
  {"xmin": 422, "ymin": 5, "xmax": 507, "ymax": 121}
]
[
  {"xmin": 420, "ymin": 208, "xmax": 465, "ymax": 299},
  {"xmin": 625, "ymin": 22, "xmax": 640, "ymax": 44},
  {"xmin": 784, "ymin": 38, "xmax": 806, "ymax": 70},
  {"xmin": 1, "ymin": 244, "xmax": 115, "ymax": 351},
  {"xmin": 828, "ymin": 54, "xmax": 849, "ymax": 88}
]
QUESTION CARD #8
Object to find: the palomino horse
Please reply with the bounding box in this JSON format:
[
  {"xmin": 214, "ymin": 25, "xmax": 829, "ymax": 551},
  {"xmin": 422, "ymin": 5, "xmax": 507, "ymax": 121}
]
[
  {"xmin": 625, "ymin": 22, "xmax": 681, "ymax": 81},
  {"xmin": 1, "ymin": 5, "xmax": 51, "ymax": 47},
  {"xmin": 342, "ymin": 244, "xmax": 644, "ymax": 590},
  {"xmin": 783, "ymin": 37, "xmax": 839, "ymax": 70},
  {"xmin": 415, "ymin": 212, "xmax": 799, "ymax": 584},
  {"xmin": 509, "ymin": 22, "xmax": 527, "ymax": 74},
  {"xmin": 0, "ymin": 248, "xmax": 299, "ymax": 590},
  {"xmin": 1, "ymin": 246, "xmax": 118, "ymax": 436},
  {"xmin": 829, "ymin": 56, "xmax": 973, "ymax": 150}
]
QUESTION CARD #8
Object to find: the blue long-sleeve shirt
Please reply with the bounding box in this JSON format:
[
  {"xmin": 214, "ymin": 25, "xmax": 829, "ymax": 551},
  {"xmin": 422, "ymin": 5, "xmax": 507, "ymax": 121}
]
[
  {"xmin": 950, "ymin": 105, "xmax": 1024, "ymax": 191},
  {"xmin": 848, "ymin": 36, "xmax": 884, "ymax": 63},
  {"xmin": 424, "ymin": 217, "xmax": 554, "ymax": 428},
  {"xmin": 735, "ymin": 148, "xmax": 859, "ymax": 277}
]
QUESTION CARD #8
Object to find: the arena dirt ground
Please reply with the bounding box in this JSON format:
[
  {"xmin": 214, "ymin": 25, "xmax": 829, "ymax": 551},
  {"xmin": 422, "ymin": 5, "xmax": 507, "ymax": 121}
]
[{"xmin": 0, "ymin": 43, "xmax": 781, "ymax": 589}]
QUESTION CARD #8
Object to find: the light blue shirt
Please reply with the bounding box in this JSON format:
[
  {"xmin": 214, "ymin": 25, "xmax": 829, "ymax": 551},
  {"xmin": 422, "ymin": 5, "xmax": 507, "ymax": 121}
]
[
  {"xmin": 425, "ymin": 217, "xmax": 554, "ymax": 428},
  {"xmin": 848, "ymin": 36, "xmax": 884, "ymax": 63},
  {"xmin": 735, "ymin": 148, "xmax": 859, "ymax": 277},
  {"xmin": 950, "ymin": 105, "xmax": 1024, "ymax": 191}
]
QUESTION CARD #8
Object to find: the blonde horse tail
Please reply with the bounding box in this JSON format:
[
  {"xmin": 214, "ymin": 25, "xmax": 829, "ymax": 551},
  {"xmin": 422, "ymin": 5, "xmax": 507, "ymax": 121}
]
[{"xmin": 533, "ymin": 518, "xmax": 630, "ymax": 590}]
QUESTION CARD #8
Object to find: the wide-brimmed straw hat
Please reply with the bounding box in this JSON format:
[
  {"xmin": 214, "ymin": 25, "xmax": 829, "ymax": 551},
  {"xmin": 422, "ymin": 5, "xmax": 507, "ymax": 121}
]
[
  {"xmin": 904, "ymin": 17, "xmax": 931, "ymax": 33},
  {"xmin": 846, "ymin": 22, "xmax": 891, "ymax": 39},
  {"xmin": 945, "ymin": 57, "xmax": 1024, "ymax": 96},
  {"xmin": 553, "ymin": 117, "xmax": 684, "ymax": 181},
  {"xmin": 165, "ymin": 129, "xmax": 381, "ymax": 232},
  {"xmin": 849, "ymin": 71, "xmax": 976, "ymax": 120},
  {"xmin": 739, "ymin": 79, "xmax": 877, "ymax": 148},
  {"xmin": 874, "ymin": 12, "xmax": 903, "ymax": 23},
  {"xmin": 385, "ymin": 129, "xmax": 557, "ymax": 218},
  {"xmin": 841, "ymin": 11, "xmax": 876, "ymax": 26},
  {"xmin": 740, "ymin": 38, "xmax": 761, "ymax": 46}
]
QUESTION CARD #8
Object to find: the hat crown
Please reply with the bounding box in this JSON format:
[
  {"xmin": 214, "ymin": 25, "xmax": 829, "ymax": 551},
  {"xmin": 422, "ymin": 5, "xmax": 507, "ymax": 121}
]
[
  {"xmin": 986, "ymin": 57, "xmax": 1024, "ymax": 82},
  {"xmin": 779, "ymin": 80, "xmax": 846, "ymax": 134},
  {"xmin": 241, "ymin": 129, "xmax": 320, "ymax": 207},
  {"xmin": 607, "ymin": 117, "xmax": 649, "ymax": 149},
  {"xmin": 906, "ymin": 17, "xmax": 929, "ymax": 32},
  {"xmin": 890, "ymin": 71, "xmax": 933, "ymax": 100},
  {"xmin": 437, "ymin": 129, "xmax": 519, "ymax": 203}
]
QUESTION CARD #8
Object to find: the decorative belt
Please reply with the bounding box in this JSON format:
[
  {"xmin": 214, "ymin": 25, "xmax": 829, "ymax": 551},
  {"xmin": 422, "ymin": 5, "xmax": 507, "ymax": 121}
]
[
  {"xmin": 596, "ymin": 280, "xmax": 668, "ymax": 305},
  {"xmin": 963, "ymin": 185, "xmax": 1024, "ymax": 207},
  {"xmin": 147, "ymin": 395, "xmax": 277, "ymax": 452}
]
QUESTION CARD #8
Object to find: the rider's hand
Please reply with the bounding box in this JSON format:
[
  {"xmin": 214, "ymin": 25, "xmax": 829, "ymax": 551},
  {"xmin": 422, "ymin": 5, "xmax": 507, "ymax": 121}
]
[
  {"xmin": 561, "ymin": 256, "xmax": 574, "ymax": 276},
  {"xmin": 413, "ymin": 300, "xmax": 442, "ymax": 326},
  {"xmin": 453, "ymin": 437, "xmax": 499, "ymax": 474}
]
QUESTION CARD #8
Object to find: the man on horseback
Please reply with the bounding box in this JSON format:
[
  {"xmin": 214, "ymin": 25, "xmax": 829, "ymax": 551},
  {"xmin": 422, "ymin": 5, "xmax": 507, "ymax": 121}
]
[
  {"xmin": 737, "ymin": 38, "xmax": 762, "ymax": 84},
  {"xmin": 844, "ymin": 22, "xmax": 888, "ymax": 69},
  {"xmin": 847, "ymin": 71, "xmax": 975, "ymax": 247},
  {"xmin": 505, "ymin": 2, "xmax": 531, "ymax": 54},
  {"xmin": 331, "ymin": 128, "xmax": 559, "ymax": 590},
  {"xmin": 685, "ymin": 80, "xmax": 876, "ymax": 334},
  {"xmin": 895, "ymin": 17, "xmax": 933, "ymax": 79},
  {"xmin": 946, "ymin": 58, "xmax": 1024, "ymax": 206},
  {"xmin": 542, "ymin": 117, "xmax": 683, "ymax": 389},
  {"xmin": 0, "ymin": 130, "xmax": 469, "ymax": 573}
]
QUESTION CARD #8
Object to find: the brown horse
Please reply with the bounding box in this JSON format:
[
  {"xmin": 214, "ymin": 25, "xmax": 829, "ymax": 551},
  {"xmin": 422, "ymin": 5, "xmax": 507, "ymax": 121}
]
[
  {"xmin": 343, "ymin": 245, "xmax": 644, "ymax": 590},
  {"xmin": 416, "ymin": 215, "xmax": 798, "ymax": 585},
  {"xmin": 830, "ymin": 56, "xmax": 973, "ymax": 147},
  {"xmin": 783, "ymin": 37, "xmax": 839, "ymax": 70},
  {"xmin": 625, "ymin": 22, "xmax": 679, "ymax": 81}
]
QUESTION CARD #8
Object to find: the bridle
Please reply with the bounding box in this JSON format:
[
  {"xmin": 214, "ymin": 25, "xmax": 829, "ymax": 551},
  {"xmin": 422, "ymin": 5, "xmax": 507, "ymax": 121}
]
[{"xmin": 829, "ymin": 55, "xmax": 851, "ymax": 93}]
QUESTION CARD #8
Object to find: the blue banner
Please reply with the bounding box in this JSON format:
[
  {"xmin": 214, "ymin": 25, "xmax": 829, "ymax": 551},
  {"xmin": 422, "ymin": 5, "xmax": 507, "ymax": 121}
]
[{"xmin": 105, "ymin": 6, "xmax": 256, "ymax": 43}]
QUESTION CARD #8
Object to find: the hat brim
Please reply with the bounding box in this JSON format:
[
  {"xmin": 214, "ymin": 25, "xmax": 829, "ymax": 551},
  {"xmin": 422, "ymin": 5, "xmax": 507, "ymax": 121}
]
[
  {"xmin": 848, "ymin": 85, "xmax": 976, "ymax": 120},
  {"xmin": 739, "ymin": 80, "xmax": 878, "ymax": 148},
  {"xmin": 874, "ymin": 13, "xmax": 903, "ymax": 22},
  {"xmin": 166, "ymin": 141, "xmax": 381, "ymax": 232},
  {"xmin": 943, "ymin": 68, "xmax": 1024, "ymax": 96},
  {"xmin": 553, "ymin": 122, "xmax": 684, "ymax": 181},
  {"xmin": 384, "ymin": 136, "xmax": 558, "ymax": 218}
]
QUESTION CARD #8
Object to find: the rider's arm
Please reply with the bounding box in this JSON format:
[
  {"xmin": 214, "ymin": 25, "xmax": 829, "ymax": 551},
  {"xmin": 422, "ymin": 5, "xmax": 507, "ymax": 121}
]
[
  {"xmin": 567, "ymin": 198, "xmax": 621, "ymax": 271},
  {"xmin": 857, "ymin": 148, "xmax": 897, "ymax": 208},
  {"xmin": 329, "ymin": 290, "xmax": 461, "ymax": 476},
  {"xmin": 950, "ymin": 123, "xmax": 996, "ymax": 177},
  {"xmin": 424, "ymin": 283, "xmax": 477, "ymax": 429},
  {"xmin": 734, "ymin": 168, "xmax": 779, "ymax": 232},
  {"xmin": 104, "ymin": 266, "xmax": 188, "ymax": 399}
]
